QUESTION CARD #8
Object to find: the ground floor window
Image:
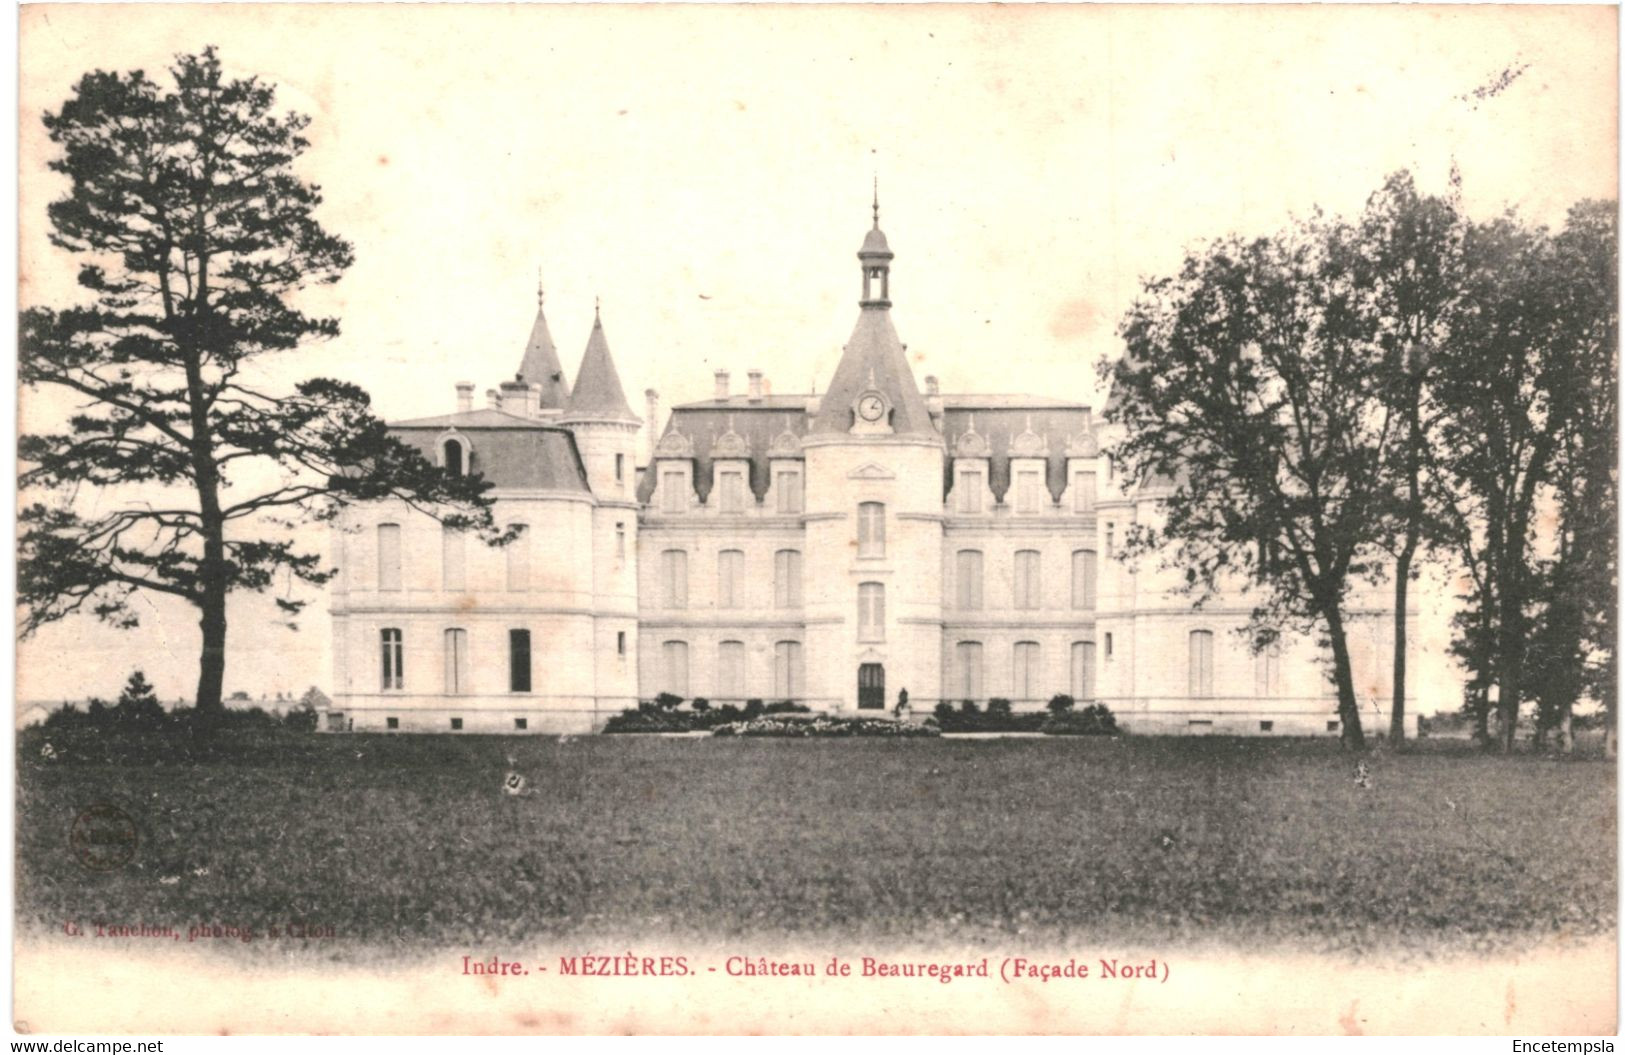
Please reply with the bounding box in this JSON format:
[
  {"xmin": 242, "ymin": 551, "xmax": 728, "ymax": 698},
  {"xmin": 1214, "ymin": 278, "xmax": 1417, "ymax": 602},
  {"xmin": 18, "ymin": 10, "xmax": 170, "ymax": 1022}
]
[
  {"xmin": 1188, "ymin": 630, "xmax": 1214, "ymax": 698},
  {"xmin": 1013, "ymin": 641, "xmax": 1041, "ymax": 701},
  {"xmin": 509, "ymin": 629, "xmax": 532, "ymax": 692},
  {"xmin": 955, "ymin": 641, "xmax": 984, "ymax": 701},
  {"xmin": 444, "ymin": 628, "xmax": 470, "ymax": 695},
  {"xmin": 663, "ymin": 640, "xmax": 690, "ymax": 697},
  {"xmin": 1070, "ymin": 641, "xmax": 1096, "ymax": 701},
  {"xmin": 718, "ymin": 640, "xmax": 746, "ymax": 698},
  {"xmin": 380, "ymin": 628, "xmax": 403, "ymax": 691},
  {"xmin": 774, "ymin": 641, "xmax": 803, "ymax": 699}
]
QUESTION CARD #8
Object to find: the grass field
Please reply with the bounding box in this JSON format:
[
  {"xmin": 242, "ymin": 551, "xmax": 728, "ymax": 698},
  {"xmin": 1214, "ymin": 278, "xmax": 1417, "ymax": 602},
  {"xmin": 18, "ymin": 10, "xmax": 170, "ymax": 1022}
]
[{"xmin": 14, "ymin": 729, "xmax": 1615, "ymax": 959}]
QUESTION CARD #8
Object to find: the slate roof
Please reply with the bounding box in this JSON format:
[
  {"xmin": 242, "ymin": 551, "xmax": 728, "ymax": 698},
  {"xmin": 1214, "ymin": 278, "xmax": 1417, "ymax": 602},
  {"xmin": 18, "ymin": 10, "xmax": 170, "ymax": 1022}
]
[
  {"xmin": 389, "ymin": 415, "xmax": 591, "ymax": 493},
  {"xmin": 639, "ymin": 394, "xmax": 1096, "ymax": 505},
  {"xmin": 808, "ymin": 308, "xmax": 938, "ymax": 437},
  {"xmin": 517, "ymin": 296, "xmax": 571, "ymax": 410},
  {"xmin": 562, "ymin": 314, "xmax": 638, "ymax": 422}
]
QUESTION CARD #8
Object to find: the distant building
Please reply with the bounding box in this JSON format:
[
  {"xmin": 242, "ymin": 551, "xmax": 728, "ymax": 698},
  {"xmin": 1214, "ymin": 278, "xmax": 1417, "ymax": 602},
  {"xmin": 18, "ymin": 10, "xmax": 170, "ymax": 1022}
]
[{"xmin": 326, "ymin": 200, "xmax": 1412, "ymax": 735}]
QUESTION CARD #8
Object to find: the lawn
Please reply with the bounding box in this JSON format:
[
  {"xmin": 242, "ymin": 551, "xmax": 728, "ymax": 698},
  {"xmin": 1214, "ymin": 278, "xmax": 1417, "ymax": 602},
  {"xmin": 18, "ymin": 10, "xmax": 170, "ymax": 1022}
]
[{"xmin": 14, "ymin": 728, "xmax": 1616, "ymax": 959}]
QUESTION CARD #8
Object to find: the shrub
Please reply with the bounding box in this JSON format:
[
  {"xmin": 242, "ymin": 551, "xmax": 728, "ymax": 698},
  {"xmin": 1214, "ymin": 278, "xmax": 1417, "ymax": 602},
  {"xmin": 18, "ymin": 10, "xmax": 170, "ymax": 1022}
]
[
  {"xmin": 655, "ymin": 692, "xmax": 684, "ymax": 711},
  {"xmin": 743, "ymin": 699, "xmax": 764, "ymax": 719},
  {"xmin": 114, "ymin": 671, "xmax": 166, "ymax": 729},
  {"xmin": 604, "ymin": 709, "xmax": 691, "ymax": 734},
  {"xmin": 934, "ymin": 701, "xmax": 956, "ymax": 723},
  {"xmin": 987, "ymin": 698, "xmax": 1013, "ymax": 718},
  {"xmin": 959, "ymin": 699, "xmax": 980, "ymax": 715},
  {"xmin": 690, "ymin": 697, "xmax": 710, "ymax": 712},
  {"xmin": 763, "ymin": 700, "xmax": 810, "ymax": 714},
  {"xmin": 714, "ymin": 715, "xmax": 939, "ymax": 738},
  {"xmin": 1048, "ymin": 694, "xmax": 1076, "ymax": 715},
  {"xmin": 283, "ymin": 702, "xmax": 319, "ymax": 732},
  {"xmin": 1042, "ymin": 702, "xmax": 1120, "ymax": 736}
]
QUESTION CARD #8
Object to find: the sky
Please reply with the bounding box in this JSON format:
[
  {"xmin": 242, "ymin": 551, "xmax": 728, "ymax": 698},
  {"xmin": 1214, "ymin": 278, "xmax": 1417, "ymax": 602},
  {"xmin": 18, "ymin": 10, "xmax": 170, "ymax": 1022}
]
[{"xmin": 15, "ymin": 3, "xmax": 1619, "ymax": 708}]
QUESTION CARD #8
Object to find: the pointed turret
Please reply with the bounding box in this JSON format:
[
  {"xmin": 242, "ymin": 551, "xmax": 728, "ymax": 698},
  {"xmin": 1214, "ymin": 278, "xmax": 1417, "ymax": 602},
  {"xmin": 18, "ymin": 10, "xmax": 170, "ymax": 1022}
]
[
  {"xmin": 809, "ymin": 198, "xmax": 937, "ymax": 437},
  {"xmin": 518, "ymin": 274, "xmax": 571, "ymax": 412},
  {"xmin": 562, "ymin": 306, "xmax": 639, "ymax": 424}
]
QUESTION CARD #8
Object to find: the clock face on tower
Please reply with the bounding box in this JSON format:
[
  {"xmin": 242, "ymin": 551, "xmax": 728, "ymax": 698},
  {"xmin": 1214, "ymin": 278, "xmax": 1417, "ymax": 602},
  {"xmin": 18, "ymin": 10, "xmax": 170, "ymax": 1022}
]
[{"xmin": 857, "ymin": 393, "xmax": 887, "ymax": 422}]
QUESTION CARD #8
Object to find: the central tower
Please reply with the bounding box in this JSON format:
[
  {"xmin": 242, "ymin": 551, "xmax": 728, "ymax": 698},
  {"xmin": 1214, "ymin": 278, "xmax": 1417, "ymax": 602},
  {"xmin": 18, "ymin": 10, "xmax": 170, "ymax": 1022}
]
[{"xmin": 800, "ymin": 196, "xmax": 946, "ymax": 713}]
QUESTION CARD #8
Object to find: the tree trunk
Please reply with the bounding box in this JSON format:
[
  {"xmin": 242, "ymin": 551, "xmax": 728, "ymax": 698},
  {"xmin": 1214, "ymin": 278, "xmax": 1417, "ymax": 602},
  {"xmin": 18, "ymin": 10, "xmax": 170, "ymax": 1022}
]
[
  {"xmin": 1472, "ymin": 688, "xmax": 1491, "ymax": 744},
  {"xmin": 194, "ymin": 585, "xmax": 227, "ymax": 715},
  {"xmin": 1559, "ymin": 699, "xmax": 1573, "ymax": 755},
  {"xmin": 1390, "ymin": 551, "xmax": 1412, "ymax": 743},
  {"xmin": 1497, "ymin": 603, "xmax": 1525, "ymax": 755},
  {"xmin": 1325, "ymin": 604, "xmax": 1367, "ymax": 751}
]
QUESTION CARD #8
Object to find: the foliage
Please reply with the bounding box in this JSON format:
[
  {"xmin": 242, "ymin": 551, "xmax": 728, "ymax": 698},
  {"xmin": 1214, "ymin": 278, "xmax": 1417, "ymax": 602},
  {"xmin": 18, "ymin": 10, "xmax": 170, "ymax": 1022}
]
[
  {"xmin": 713, "ymin": 715, "xmax": 939, "ymax": 738},
  {"xmin": 605, "ymin": 699, "xmax": 811, "ymax": 734},
  {"xmin": 1047, "ymin": 694, "xmax": 1076, "ymax": 715},
  {"xmin": 1042, "ymin": 703, "xmax": 1120, "ymax": 736},
  {"xmin": 113, "ymin": 670, "xmax": 166, "ymax": 728},
  {"xmin": 17, "ymin": 48, "xmax": 503, "ymax": 712},
  {"xmin": 931, "ymin": 700, "xmax": 1048, "ymax": 734}
]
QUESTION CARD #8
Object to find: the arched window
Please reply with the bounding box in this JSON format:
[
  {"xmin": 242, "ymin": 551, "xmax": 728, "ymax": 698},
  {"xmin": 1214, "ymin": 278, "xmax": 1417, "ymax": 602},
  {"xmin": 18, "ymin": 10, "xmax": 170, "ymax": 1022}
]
[
  {"xmin": 443, "ymin": 628, "xmax": 469, "ymax": 695},
  {"xmin": 858, "ymin": 502, "xmax": 885, "ymax": 557},
  {"xmin": 858, "ymin": 582, "xmax": 885, "ymax": 641},
  {"xmin": 443, "ymin": 438, "xmax": 465, "ymax": 476},
  {"xmin": 956, "ymin": 549, "xmax": 984, "ymax": 610},
  {"xmin": 717, "ymin": 549, "xmax": 745, "ymax": 608},
  {"xmin": 955, "ymin": 641, "xmax": 984, "ymax": 701},
  {"xmin": 1071, "ymin": 641, "xmax": 1096, "ymax": 701},
  {"xmin": 380, "ymin": 628, "xmax": 403, "ymax": 691},
  {"xmin": 506, "ymin": 524, "xmax": 529, "ymax": 591},
  {"xmin": 662, "ymin": 549, "xmax": 689, "ymax": 609},
  {"xmin": 1071, "ymin": 549, "xmax": 1097, "ymax": 610},
  {"xmin": 1189, "ymin": 630, "xmax": 1214, "ymax": 698},
  {"xmin": 662, "ymin": 641, "xmax": 690, "ymax": 697},
  {"xmin": 774, "ymin": 641, "xmax": 803, "ymax": 700},
  {"xmin": 442, "ymin": 524, "xmax": 466, "ymax": 592},
  {"xmin": 1255, "ymin": 641, "xmax": 1283, "ymax": 697},
  {"xmin": 1013, "ymin": 641, "xmax": 1041, "ymax": 701},
  {"xmin": 717, "ymin": 640, "xmax": 746, "ymax": 698},
  {"xmin": 774, "ymin": 550, "xmax": 803, "ymax": 608},
  {"xmin": 377, "ymin": 523, "xmax": 402, "ymax": 591},
  {"xmin": 1013, "ymin": 550, "xmax": 1041, "ymax": 610}
]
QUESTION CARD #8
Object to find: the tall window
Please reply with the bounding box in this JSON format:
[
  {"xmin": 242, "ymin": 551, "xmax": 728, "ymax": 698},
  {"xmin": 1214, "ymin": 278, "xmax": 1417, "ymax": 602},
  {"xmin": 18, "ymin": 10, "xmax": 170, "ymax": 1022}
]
[
  {"xmin": 955, "ymin": 641, "xmax": 984, "ymax": 701},
  {"xmin": 1255, "ymin": 642, "xmax": 1283, "ymax": 697},
  {"xmin": 1071, "ymin": 549, "xmax": 1097, "ymax": 610},
  {"xmin": 956, "ymin": 549, "xmax": 984, "ymax": 610},
  {"xmin": 774, "ymin": 641, "xmax": 803, "ymax": 699},
  {"xmin": 506, "ymin": 524, "xmax": 529, "ymax": 591},
  {"xmin": 615, "ymin": 453, "xmax": 625, "ymax": 484},
  {"xmin": 443, "ymin": 438, "xmax": 465, "ymax": 476},
  {"xmin": 662, "ymin": 641, "xmax": 690, "ymax": 697},
  {"xmin": 958, "ymin": 468, "xmax": 984, "ymax": 514},
  {"xmin": 1013, "ymin": 641, "xmax": 1041, "ymax": 701},
  {"xmin": 442, "ymin": 525, "xmax": 466, "ymax": 592},
  {"xmin": 1071, "ymin": 641, "xmax": 1096, "ymax": 700},
  {"xmin": 858, "ymin": 502, "xmax": 885, "ymax": 558},
  {"xmin": 1105, "ymin": 522, "xmax": 1116, "ymax": 557},
  {"xmin": 1072, "ymin": 470, "xmax": 1096, "ymax": 514},
  {"xmin": 661, "ymin": 469, "xmax": 686, "ymax": 514},
  {"xmin": 774, "ymin": 549, "xmax": 803, "ymax": 608},
  {"xmin": 444, "ymin": 628, "xmax": 469, "ymax": 695},
  {"xmin": 719, "ymin": 469, "xmax": 746, "ymax": 513},
  {"xmin": 717, "ymin": 549, "xmax": 744, "ymax": 608},
  {"xmin": 380, "ymin": 628, "xmax": 403, "ymax": 691},
  {"xmin": 858, "ymin": 582, "xmax": 885, "ymax": 642},
  {"xmin": 509, "ymin": 629, "xmax": 532, "ymax": 692},
  {"xmin": 616, "ymin": 521, "xmax": 626, "ymax": 561},
  {"xmin": 661, "ymin": 549, "xmax": 689, "ymax": 609},
  {"xmin": 377, "ymin": 523, "xmax": 402, "ymax": 591},
  {"xmin": 1014, "ymin": 550, "xmax": 1041, "ymax": 610},
  {"xmin": 1189, "ymin": 630, "xmax": 1214, "ymax": 698},
  {"xmin": 717, "ymin": 641, "xmax": 746, "ymax": 698},
  {"xmin": 776, "ymin": 468, "xmax": 803, "ymax": 514},
  {"xmin": 1015, "ymin": 468, "xmax": 1043, "ymax": 514}
]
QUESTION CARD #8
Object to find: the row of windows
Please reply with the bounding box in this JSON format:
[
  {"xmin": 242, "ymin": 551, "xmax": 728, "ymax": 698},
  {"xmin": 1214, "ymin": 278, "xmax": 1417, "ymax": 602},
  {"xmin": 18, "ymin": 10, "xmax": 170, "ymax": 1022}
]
[
  {"xmin": 660, "ymin": 640, "xmax": 804, "ymax": 698},
  {"xmin": 654, "ymin": 466, "xmax": 1102, "ymax": 517},
  {"xmin": 658, "ymin": 549, "xmax": 805, "ymax": 609},
  {"xmin": 953, "ymin": 548, "xmax": 1096, "ymax": 610},
  {"xmin": 376, "ymin": 626, "xmax": 628, "ymax": 693},
  {"xmin": 1187, "ymin": 630, "xmax": 1284, "ymax": 698},
  {"xmin": 952, "ymin": 467, "xmax": 1098, "ymax": 516},
  {"xmin": 660, "ymin": 467, "xmax": 805, "ymax": 515},
  {"xmin": 376, "ymin": 520, "xmax": 630, "ymax": 593},
  {"xmin": 950, "ymin": 640, "xmax": 1097, "ymax": 701}
]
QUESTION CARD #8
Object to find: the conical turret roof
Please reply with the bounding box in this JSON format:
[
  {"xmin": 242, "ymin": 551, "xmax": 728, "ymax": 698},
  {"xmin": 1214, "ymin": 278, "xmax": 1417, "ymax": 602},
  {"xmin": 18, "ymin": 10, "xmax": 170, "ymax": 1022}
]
[
  {"xmin": 562, "ymin": 312, "xmax": 639, "ymax": 423},
  {"xmin": 517, "ymin": 293, "xmax": 571, "ymax": 411},
  {"xmin": 809, "ymin": 307, "xmax": 938, "ymax": 437}
]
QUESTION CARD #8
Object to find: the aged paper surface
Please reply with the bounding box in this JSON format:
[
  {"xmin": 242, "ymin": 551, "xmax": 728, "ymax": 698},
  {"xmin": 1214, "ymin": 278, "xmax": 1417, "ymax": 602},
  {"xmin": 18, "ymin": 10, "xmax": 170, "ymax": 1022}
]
[{"xmin": 14, "ymin": 2, "xmax": 1618, "ymax": 1036}]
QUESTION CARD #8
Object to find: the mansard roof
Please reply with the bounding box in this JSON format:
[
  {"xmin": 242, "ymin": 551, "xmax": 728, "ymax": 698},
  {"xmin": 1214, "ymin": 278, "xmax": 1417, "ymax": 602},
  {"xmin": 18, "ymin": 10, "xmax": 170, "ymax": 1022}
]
[
  {"xmin": 940, "ymin": 402, "xmax": 1096, "ymax": 504},
  {"xmin": 637, "ymin": 404, "xmax": 810, "ymax": 505},
  {"xmin": 389, "ymin": 413, "xmax": 590, "ymax": 493}
]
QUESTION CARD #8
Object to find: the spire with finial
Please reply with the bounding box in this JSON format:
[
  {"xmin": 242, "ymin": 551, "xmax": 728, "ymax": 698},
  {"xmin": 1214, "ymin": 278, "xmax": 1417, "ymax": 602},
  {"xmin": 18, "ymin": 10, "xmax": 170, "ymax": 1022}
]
[
  {"xmin": 536, "ymin": 264, "xmax": 545, "ymax": 306},
  {"xmin": 518, "ymin": 265, "xmax": 569, "ymax": 410},
  {"xmin": 872, "ymin": 175, "xmax": 880, "ymax": 228},
  {"xmin": 858, "ymin": 180, "xmax": 894, "ymax": 309}
]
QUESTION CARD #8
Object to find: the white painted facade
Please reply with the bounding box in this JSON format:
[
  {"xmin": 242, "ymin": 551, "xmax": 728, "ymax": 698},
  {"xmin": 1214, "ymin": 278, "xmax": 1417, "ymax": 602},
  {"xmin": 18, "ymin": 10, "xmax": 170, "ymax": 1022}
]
[{"xmin": 326, "ymin": 210, "xmax": 1413, "ymax": 735}]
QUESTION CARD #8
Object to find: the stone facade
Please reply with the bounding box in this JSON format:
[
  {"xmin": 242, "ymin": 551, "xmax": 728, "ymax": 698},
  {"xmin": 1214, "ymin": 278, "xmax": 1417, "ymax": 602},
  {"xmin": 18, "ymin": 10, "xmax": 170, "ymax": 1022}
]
[{"xmin": 326, "ymin": 206, "xmax": 1414, "ymax": 735}]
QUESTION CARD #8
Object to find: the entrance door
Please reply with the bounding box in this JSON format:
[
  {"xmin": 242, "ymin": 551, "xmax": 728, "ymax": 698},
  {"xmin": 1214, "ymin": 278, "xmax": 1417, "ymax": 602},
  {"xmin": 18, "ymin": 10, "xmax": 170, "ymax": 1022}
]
[{"xmin": 858, "ymin": 663, "xmax": 885, "ymax": 710}]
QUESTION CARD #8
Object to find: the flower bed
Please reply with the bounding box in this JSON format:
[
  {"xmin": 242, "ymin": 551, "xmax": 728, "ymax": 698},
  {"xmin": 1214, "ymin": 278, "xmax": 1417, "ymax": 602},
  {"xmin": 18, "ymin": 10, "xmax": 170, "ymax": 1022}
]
[{"xmin": 713, "ymin": 715, "xmax": 940, "ymax": 738}]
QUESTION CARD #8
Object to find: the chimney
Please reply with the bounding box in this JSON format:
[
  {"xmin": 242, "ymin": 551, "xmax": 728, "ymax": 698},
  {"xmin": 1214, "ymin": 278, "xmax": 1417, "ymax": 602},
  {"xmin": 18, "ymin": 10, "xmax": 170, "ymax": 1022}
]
[
  {"xmin": 455, "ymin": 381, "xmax": 474, "ymax": 413},
  {"xmin": 645, "ymin": 388, "xmax": 661, "ymax": 462},
  {"xmin": 529, "ymin": 382, "xmax": 543, "ymax": 419},
  {"xmin": 924, "ymin": 375, "xmax": 939, "ymax": 396},
  {"xmin": 499, "ymin": 376, "xmax": 530, "ymax": 417},
  {"xmin": 486, "ymin": 388, "xmax": 500, "ymax": 410},
  {"xmin": 923, "ymin": 374, "xmax": 944, "ymax": 429},
  {"xmin": 714, "ymin": 369, "xmax": 731, "ymax": 401},
  {"xmin": 747, "ymin": 369, "xmax": 764, "ymax": 402}
]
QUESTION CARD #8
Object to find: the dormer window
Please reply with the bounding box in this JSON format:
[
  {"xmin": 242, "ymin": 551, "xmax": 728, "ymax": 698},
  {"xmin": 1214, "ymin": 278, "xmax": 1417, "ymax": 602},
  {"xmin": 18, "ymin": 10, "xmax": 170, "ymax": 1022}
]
[{"xmin": 443, "ymin": 438, "xmax": 466, "ymax": 476}]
